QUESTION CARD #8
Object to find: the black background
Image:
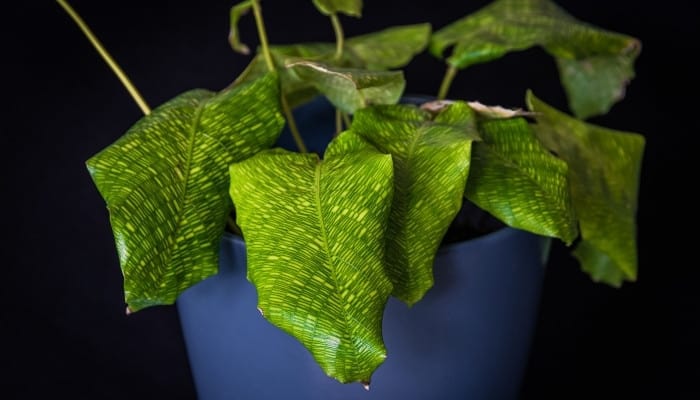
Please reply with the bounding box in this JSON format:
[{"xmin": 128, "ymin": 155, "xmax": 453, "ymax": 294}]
[{"xmin": 5, "ymin": 0, "xmax": 698, "ymax": 398}]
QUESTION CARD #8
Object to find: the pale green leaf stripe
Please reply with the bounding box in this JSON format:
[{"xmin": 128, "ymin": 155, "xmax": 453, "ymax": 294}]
[
  {"xmin": 466, "ymin": 117, "xmax": 577, "ymax": 243},
  {"xmin": 229, "ymin": 131, "xmax": 394, "ymax": 384},
  {"xmin": 87, "ymin": 73, "xmax": 284, "ymax": 311},
  {"xmin": 430, "ymin": 0, "xmax": 640, "ymax": 118},
  {"xmin": 312, "ymin": 0, "xmax": 362, "ymax": 17},
  {"xmin": 527, "ymin": 91, "xmax": 645, "ymax": 286},
  {"xmin": 288, "ymin": 61, "xmax": 405, "ymax": 114},
  {"xmin": 352, "ymin": 102, "xmax": 476, "ymax": 305}
]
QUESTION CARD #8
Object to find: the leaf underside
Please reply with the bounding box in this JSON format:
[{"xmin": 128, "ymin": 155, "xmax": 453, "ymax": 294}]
[
  {"xmin": 430, "ymin": 0, "xmax": 640, "ymax": 118},
  {"xmin": 229, "ymin": 131, "xmax": 394, "ymax": 384},
  {"xmin": 87, "ymin": 73, "xmax": 284, "ymax": 311},
  {"xmin": 351, "ymin": 102, "xmax": 476, "ymax": 304},
  {"xmin": 527, "ymin": 91, "xmax": 645, "ymax": 286}
]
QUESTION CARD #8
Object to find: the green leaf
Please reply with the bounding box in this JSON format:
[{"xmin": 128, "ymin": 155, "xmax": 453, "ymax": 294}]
[
  {"xmin": 229, "ymin": 131, "xmax": 394, "ymax": 384},
  {"xmin": 312, "ymin": 0, "xmax": 362, "ymax": 17},
  {"xmin": 527, "ymin": 91, "xmax": 645, "ymax": 286},
  {"xmin": 351, "ymin": 102, "xmax": 476, "ymax": 304},
  {"xmin": 465, "ymin": 117, "xmax": 577, "ymax": 244},
  {"xmin": 288, "ymin": 61, "xmax": 405, "ymax": 114},
  {"xmin": 86, "ymin": 73, "xmax": 284, "ymax": 312},
  {"xmin": 430, "ymin": 0, "xmax": 640, "ymax": 119},
  {"xmin": 232, "ymin": 25, "xmax": 428, "ymax": 107},
  {"xmin": 345, "ymin": 23, "xmax": 431, "ymax": 70},
  {"xmin": 228, "ymin": 0, "xmax": 253, "ymax": 55}
]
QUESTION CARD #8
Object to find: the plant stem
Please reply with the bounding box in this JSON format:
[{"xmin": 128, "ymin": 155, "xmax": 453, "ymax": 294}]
[
  {"xmin": 56, "ymin": 0, "xmax": 151, "ymax": 115},
  {"xmin": 335, "ymin": 109, "xmax": 343, "ymax": 135},
  {"xmin": 437, "ymin": 65, "xmax": 458, "ymax": 101},
  {"xmin": 281, "ymin": 96, "xmax": 308, "ymax": 153},
  {"xmin": 251, "ymin": 0, "xmax": 306, "ymax": 153},
  {"xmin": 330, "ymin": 14, "xmax": 344, "ymax": 61},
  {"xmin": 251, "ymin": 0, "xmax": 274, "ymax": 72},
  {"xmin": 342, "ymin": 112, "xmax": 352, "ymax": 129}
]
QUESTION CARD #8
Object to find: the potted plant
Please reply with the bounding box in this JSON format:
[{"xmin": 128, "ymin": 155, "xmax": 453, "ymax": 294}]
[{"xmin": 58, "ymin": 0, "xmax": 645, "ymax": 398}]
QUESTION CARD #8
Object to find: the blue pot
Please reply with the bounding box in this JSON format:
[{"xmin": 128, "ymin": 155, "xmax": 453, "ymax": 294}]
[{"xmin": 177, "ymin": 97, "xmax": 550, "ymax": 399}]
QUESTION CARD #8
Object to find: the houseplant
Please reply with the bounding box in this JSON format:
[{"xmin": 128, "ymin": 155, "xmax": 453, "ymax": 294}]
[{"xmin": 59, "ymin": 0, "xmax": 645, "ymax": 397}]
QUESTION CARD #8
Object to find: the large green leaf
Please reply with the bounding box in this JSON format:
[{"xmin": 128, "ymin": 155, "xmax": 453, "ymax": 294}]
[
  {"xmin": 345, "ymin": 23, "xmax": 431, "ymax": 70},
  {"xmin": 430, "ymin": 0, "xmax": 640, "ymax": 119},
  {"xmin": 527, "ymin": 91, "xmax": 645, "ymax": 286},
  {"xmin": 465, "ymin": 116, "xmax": 577, "ymax": 244},
  {"xmin": 87, "ymin": 73, "xmax": 284, "ymax": 312},
  {"xmin": 351, "ymin": 102, "xmax": 476, "ymax": 304},
  {"xmin": 288, "ymin": 61, "xmax": 405, "ymax": 114},
  {"xmin": 229, "ymin": 131, "xmax": 394, "ymax": 384},
  {"xmin": 312, "ymin": 0, "xmax": 362, "ymax": 17}
]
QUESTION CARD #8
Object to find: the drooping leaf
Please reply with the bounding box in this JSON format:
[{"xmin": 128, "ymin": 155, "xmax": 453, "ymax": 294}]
[
  {"xmin": 465, "ymin": 117, "xmax": 577, "ymax": 244},
  {"xmin": 288, "ymin": 61, "xmax": 405, "ymax": 114},
  {"xmin": 430, "ymin": 0, "xmax": 640, "ymax": 119},
  {"xmin": 351, "ymin": 102, "xmax": 476, "ymax": 305},
  {"xmin": 228, "ymin": 0, "xmax": 253, "ymax": 55},
  {"xmin": 345, "ymin": 23, "xmax": 431, "ymax": 70},
  {"xmin": 232, "ymin": 25, "xmax": 429, "ymax": 107},
  {"xmin": 229, "ymin": 131, "xmax": 394, "ymax": 384},
  {"xmin": 312, "ymin": 0, "xmax": 362, "ymax": 17},
  {"xmin": 527, "ymin": 91, "xmax": 645, "ymax": 286},
  {"xmin": 87, "ymin": 73, "xmax": 284, "ymax": 312}
]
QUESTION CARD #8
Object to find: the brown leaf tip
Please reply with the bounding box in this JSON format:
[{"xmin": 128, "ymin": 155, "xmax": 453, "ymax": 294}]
[
  {"xmin": 125, "ymin": 306, "xmax": 133, "ymax": 316},
  {"xmin": 361, "ymin": 381, "xmax": 371, "ymax": 391}
]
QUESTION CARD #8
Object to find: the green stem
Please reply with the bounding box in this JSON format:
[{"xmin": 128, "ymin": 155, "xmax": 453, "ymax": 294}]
[
  {"xmin": 251, "ymin": 0, "xmax": 306, "ymax": 153},
  {"xmin": 342, "ymin": 112, "xmax": 352, "ymax": 129},
  {"xmin": 330, "ymin": 13, "xmax": 344, "ymax": 61},
  {"xmin": 335, "ymin": 109, "xmax": 343, "ymax": 136},
  {"xmin": 281, "ymin": 96, "xmax": 308, "ymax": 153},
  {"xmin": 56, "ymin": 0, "xmax": 151, "ymax": 115},
  {"xmin": 251, "ymin": 0, "xmax": 274, "ymax": 72},
  {"xmin": 437, "ymin": 65, "xmax": 458, "ymax": 100}
]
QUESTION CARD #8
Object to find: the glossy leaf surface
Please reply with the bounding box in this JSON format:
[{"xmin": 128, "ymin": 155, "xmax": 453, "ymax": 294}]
[
  {"xmin": 465, "ymin": 116, "xmax": 577, "ymax": 244},
  {"xmin": 229, "ymin": 131, "xmax": 394, "ymax": 384},
  {"xmin": 87, "ymin": 73, "xmax": 284, "ymax": 311},
  {"xmin": 352, "ymin": 102, "xmax": 476, "ymax": 304}
]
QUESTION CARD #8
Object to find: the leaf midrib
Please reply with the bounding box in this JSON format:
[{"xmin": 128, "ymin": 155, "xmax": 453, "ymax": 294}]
[
  {"xmin": 160, "ymin": 101, "xmax": 208, "ymax": 282},
  {"xmin": 313, "ymin": 160, "xmax": 356, "ymax": 369},
  {"xmin": 477, "ymin": 141, "xmax": 572, "ymax": 233}
]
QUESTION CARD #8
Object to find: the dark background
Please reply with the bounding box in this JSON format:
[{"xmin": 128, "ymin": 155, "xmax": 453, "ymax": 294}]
[{"xmin": 5, "ymin": 0, "xmax": 698, "ymax": 398}]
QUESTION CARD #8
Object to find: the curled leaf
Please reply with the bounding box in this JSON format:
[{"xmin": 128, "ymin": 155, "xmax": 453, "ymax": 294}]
[
  {"xmin": 527, "ymin": 91, "xmax": 645, "ymax": 286},
  {"xmin": 228, "ymin": 0, "xmax": 253, "ymax": 55}
]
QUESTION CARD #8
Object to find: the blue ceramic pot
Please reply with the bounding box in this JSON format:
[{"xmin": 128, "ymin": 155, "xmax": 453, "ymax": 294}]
[{"xmin": 177, "ymin": 98, "xmax": 550, "ymax": 399}]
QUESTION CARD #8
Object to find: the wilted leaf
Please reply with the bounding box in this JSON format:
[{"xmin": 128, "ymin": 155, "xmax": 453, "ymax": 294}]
[
  {"xmin": 229, "ymin": 131, "xmax": 394, "ymax": 384},
  {"xmin": 430, "ymin": 0, "xmax": 640, "ymax": 118},
  {"xmin": 527, "ymin": 91, "xmax": 644, "ymax": 286},
  {"xmin": 87, "ymin": 73, "xmax": 284, "ymax": 311},
  {"xmin": 351, "ymin": 102, "xmax": 476, "ymax": 304},
  {"xmin": 288, "ymin": 61, "xmax": 405, "ymax": 113}
]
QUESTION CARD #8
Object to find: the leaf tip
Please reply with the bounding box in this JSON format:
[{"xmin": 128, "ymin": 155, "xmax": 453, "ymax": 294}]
[
  {"xmin": 125, "ymin": 306, "xmax": 133, "ymax": 316},
  {"xmin": 361, "ymin": 381, "xmax": 371, "ymax": 391}
]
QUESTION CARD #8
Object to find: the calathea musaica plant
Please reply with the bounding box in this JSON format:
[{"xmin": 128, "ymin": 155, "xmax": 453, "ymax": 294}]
[{"xmin": 59, "ymin": 0, "xmax": 645, "ymax": 386}]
